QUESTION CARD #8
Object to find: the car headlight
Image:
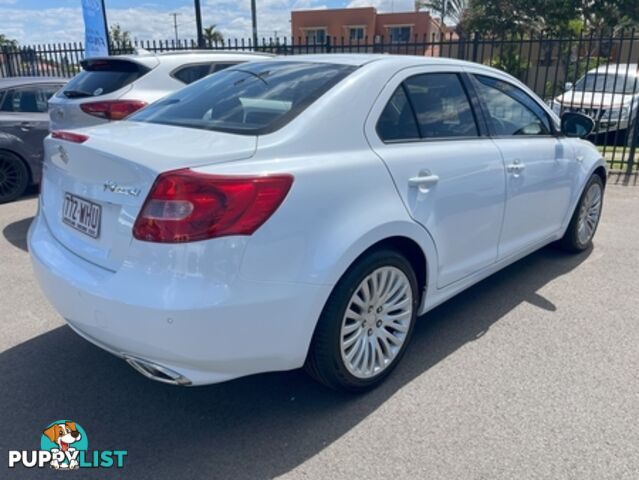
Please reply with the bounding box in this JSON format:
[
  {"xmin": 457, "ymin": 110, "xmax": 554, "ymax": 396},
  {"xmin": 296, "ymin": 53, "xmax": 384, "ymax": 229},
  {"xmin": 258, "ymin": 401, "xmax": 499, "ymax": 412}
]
[{"xmin": 607, "ymin": 106, "xmax": 630, "ymax": 121}]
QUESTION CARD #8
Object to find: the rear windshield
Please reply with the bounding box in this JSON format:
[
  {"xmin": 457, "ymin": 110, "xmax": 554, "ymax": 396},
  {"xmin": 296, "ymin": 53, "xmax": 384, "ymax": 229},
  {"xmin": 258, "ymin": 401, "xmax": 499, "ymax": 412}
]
[
  {"xmin": 59, "ymin": 59, "xmax": 151, "ymax": 99},
  {"xmin": 129, "ymin": 61, "xmax": 356, "ymax": 135}
]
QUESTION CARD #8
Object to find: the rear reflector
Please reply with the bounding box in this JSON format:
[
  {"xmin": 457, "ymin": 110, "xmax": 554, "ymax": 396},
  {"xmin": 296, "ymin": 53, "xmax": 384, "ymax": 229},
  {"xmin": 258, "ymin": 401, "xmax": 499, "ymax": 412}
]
[
  {"xmin": 133, "ymin": 169, "xmax": 293, "ymax": 243},
  {"xmin": 80, "ymin": 100, "xmax": 147, "ymax": 120},
  {"xmin": 51, "ymin": 131, "xmax": 89, "ymax": 143}
]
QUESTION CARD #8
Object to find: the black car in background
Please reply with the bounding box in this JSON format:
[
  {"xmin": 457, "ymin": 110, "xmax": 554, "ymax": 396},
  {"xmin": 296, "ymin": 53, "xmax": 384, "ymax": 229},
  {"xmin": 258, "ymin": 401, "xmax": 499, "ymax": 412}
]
[{"xmin": 0, "ymin": 77, "xmax": 66, "ymax": 203}]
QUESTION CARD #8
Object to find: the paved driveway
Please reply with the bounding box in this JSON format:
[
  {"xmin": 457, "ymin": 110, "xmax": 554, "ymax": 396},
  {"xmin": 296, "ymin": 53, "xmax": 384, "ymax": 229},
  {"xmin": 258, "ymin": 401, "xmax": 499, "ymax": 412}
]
[{"xmin": 1, "ymin": 186, "xmax": 638, "ymax": 480}]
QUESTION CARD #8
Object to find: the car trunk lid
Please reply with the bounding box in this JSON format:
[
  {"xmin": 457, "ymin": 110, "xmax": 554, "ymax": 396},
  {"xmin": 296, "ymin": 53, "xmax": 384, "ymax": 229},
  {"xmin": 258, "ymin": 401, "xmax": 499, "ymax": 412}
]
[{"xmin": 41, "ymin": 121, "xmax": 257, "ymax": 271}]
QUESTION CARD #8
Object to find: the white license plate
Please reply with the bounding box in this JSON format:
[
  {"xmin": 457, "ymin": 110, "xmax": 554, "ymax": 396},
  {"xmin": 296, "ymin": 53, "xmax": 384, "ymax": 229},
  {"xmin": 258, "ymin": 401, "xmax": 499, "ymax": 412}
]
[{"xmin": 62, "ymin": 192, "xmax": 101, "ymax": 239}]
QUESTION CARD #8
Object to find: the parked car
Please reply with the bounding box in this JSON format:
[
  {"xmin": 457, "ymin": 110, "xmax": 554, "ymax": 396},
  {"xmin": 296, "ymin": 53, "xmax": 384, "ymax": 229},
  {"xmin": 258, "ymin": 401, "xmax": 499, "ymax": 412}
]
[
  {"xmin": 48, "ymin": 50, "xmax": 273, "ymax": 131},
  {"xmin": 29, "ymin": 55, "xmax": 605, "ymax": 391},
  {"xmin": 0, "ymin": 76, "xmax": 66, "ymax": 203},
  {"xmin": 552, "ymin": 64, "xmax": 639, "ymax": 140}
]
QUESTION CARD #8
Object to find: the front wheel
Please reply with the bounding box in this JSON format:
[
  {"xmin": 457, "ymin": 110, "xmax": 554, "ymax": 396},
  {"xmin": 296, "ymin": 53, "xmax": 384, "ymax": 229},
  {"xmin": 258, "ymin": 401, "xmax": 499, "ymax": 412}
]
[
  {"xmin": 560, "ymin": 174, "xmax": 604, "ymax": 253},
  {"xmin": 305, "ymin": 249, "xmax": 419, "ymax": 392}
]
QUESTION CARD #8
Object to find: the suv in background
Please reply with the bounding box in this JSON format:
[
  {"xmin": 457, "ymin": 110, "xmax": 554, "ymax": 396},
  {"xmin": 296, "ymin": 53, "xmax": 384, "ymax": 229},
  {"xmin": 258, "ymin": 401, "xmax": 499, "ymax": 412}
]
[
  {"xmin": 48, "ymin": 50, "xmax": 273, "ymax": 131},
  {"xmin": 552, "ymin": 64, "xmax": 639, "ymax": 141}
]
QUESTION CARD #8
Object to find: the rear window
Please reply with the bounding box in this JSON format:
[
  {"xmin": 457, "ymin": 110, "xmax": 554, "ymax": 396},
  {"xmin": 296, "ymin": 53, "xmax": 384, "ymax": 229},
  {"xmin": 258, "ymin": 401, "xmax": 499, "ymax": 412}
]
[
  {"xmin": 59, "ymin": 59, "xmax": 150, "ymax": 99},
  {"xmin": 130, "ymin": 61, "xmax": 356, "ymax": 135}
]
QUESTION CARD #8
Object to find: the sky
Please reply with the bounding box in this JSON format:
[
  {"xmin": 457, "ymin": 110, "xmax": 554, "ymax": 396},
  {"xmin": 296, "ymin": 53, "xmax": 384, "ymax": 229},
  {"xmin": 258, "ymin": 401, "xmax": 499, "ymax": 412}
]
[{"xmin": 0, "ymin": 0, "xmax": 415, "ymax": 46}]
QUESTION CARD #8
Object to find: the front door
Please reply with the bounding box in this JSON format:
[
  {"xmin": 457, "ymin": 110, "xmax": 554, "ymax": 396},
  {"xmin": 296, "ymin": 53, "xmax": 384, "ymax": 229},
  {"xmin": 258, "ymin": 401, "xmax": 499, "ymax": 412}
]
[{"xmin": 469, "ymin": 73, "xmax": 579, "ymax": 259}]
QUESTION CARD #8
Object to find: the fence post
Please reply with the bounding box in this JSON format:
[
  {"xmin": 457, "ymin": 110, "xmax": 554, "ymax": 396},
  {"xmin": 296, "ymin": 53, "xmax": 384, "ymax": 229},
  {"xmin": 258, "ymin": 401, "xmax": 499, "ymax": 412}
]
[
  {"xmin": 326, "ymin": 34, "xmax": 331, "ymax": 53},
  {"xmin": 472, "ymin": 32, "xmax": 480, "ymax": 63},
  {"xmin": 1, "ymin": 45, "xmax": 15, "ymax": 77},
  {"xmin": 627, "ymin": 107, "xmax": 638, "ymax": 172}
]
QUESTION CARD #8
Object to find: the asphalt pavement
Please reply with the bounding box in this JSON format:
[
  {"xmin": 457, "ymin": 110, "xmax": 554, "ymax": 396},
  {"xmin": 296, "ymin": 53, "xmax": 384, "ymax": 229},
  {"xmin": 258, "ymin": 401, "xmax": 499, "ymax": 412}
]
[{"xmin": 1, "ymin": 184, "xmax": 638, "ymax": 479}]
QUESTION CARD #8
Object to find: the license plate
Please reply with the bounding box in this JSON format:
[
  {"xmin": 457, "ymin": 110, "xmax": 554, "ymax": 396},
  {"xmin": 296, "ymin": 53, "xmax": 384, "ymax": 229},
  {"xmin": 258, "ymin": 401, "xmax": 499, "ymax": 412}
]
[{"xmin": 62, "ymin": 192, "xmax": 101, "ymax": 239}]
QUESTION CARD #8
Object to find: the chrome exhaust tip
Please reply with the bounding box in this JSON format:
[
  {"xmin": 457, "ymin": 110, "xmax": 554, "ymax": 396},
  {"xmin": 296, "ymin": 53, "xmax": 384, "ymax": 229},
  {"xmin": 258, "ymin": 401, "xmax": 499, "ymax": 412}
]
[{"xmin": 124, "ymin": 355, "xmax": 192, "ymax": 386}]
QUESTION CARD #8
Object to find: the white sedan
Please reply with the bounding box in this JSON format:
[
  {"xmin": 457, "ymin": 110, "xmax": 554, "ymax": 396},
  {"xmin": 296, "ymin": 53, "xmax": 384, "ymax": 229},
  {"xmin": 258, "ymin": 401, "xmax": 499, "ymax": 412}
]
[{"xmin": 29, "ymin": 55, "xmax": 606, "ymax": 391}]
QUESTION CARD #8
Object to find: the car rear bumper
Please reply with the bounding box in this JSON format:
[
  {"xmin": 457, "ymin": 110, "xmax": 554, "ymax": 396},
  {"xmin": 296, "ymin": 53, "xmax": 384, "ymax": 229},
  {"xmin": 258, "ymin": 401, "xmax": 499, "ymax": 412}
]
[{"xmin": 28, "ymin": 212, "xmax": 331, "ymax": 385}]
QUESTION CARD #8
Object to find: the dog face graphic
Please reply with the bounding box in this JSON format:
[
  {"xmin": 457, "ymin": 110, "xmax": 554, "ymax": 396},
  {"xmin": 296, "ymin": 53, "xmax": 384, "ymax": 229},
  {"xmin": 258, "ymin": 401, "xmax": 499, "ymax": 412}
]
[{"xmin": 43, "ymin": 422, "xmax": 82, "ymax": 452}]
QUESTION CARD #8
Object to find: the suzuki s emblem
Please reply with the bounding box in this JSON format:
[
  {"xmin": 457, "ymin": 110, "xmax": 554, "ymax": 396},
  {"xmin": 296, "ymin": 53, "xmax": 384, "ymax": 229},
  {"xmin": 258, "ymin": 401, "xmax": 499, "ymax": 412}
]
[
  {"xmin": 103, "ymin": 181, "xmax": 141, "ymax": 197},
  {"xmin": 57, "ymin": 145, "xmax": 69, "ymax": 164}
]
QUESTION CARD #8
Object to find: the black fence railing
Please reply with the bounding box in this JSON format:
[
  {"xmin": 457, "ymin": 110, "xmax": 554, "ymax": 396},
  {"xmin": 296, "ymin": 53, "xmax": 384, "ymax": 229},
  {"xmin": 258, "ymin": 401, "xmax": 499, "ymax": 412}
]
[{"xmin": 1, "ymin": 31, "xmax": 638, "ymax": 172}]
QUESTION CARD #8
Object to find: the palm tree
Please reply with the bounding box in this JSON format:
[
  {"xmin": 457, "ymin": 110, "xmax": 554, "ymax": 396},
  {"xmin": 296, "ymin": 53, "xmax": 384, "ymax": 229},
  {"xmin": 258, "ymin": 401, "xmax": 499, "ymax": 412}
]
[
  {"xmin": 415, "ymin": 0, "xmax": 469, "ymax": 25},
  {"xmin": 202, "ymin": 25, "xmax": 224, "ymax": 46},
  {"xmin": 109, "ymin": 24, "xmax": 131, "ymax": 44}
]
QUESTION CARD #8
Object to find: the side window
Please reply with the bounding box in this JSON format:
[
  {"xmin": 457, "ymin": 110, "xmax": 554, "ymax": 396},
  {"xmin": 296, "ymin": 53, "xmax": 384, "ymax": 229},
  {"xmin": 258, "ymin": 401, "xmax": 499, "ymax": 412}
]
[
  {"xmin": 474, "ymin": 75, "xmax": 551, "ymax": 136},
  {"xmin": 212, "ymin": 62, "xmax": 240, "ymax": 73},
  {"xmin": 173, "ymin": 64, "xmax": 214, "ymax": 84},
  {"xmin": 0, "ymin": 87, "xmax": 53, "ymax": 113},
  {"xmin": 404, "ymin": 73, "xmax": 479, "ymax": 139},
  {"xmin": 376, "ymin": 85, "xmax": 420, "ymax": 142}
]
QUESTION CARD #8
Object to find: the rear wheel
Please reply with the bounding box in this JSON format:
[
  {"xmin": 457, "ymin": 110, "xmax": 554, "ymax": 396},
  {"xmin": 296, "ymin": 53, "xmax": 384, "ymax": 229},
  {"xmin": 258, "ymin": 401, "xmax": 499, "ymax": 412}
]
[
  {"xmin": 560, "ymin": 174, "xmax": 604, "ymax": 252},
  {"xmin": 0, "ymin": 151, "xmax": 29, "ymax": 204},
  {"xmin": 305, "ymin": 249, "xmax": 419, "ymax": 391}
]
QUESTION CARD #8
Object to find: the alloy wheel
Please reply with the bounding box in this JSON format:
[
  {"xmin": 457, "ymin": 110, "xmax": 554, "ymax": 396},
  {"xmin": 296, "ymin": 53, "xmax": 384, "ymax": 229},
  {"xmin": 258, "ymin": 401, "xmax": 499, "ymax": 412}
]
[{"xmin": 339, "ymin": 266, "xmax": 413, "ymax": 379}]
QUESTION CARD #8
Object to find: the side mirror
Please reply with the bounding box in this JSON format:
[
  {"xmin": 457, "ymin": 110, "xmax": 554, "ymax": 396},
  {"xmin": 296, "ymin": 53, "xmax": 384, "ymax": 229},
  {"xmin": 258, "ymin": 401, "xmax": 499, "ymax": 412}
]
[
  {"xmin": 564, "ymin": 82, "xmax": 573, "ymax": 92},
  {"xmin": 561, "ymin": 112, "xmax": 594, "ymax": 139}
]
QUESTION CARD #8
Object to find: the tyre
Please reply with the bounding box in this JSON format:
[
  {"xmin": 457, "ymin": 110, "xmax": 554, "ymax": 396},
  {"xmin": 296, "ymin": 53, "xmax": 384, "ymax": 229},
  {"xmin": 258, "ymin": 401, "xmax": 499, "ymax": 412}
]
[
  {"xmin": 305, "ymin": 249, "xmax": 419, "ymax": 392},
  {"xmin": 0, "ymin": 151, "xmax": 29, "ymax": 204},
  {"xmin": 559, "ymin": 174, "xmax": 604, "ymax": 253}
]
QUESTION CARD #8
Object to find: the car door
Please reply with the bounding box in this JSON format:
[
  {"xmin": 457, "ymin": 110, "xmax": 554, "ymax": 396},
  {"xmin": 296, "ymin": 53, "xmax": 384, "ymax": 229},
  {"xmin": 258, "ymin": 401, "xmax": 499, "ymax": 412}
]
[
  {"xmin": 0, "ymin": 84, "xmax": 60, "ymax": 162},
  {"xmin": 366, "ymin": 67, "xmax": 507, "ymax": 288},
  {"xmin": 469, "ymin": 73, "xmax": 579, "ymax": 259}
]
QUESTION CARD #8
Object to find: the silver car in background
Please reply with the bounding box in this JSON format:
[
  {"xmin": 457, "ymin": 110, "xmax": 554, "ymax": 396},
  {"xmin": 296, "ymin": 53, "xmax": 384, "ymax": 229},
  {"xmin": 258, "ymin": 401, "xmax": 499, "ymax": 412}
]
[
  {"xmin": 0, "ymin": 76, "xmax": 66, "ymax": 203},
  {"xmin": 552, "ymin": 64, "xmax": 639, "ymax": 140},
  {"xmin": 48, "ymin": 50, "xmax": 273, "ymax": 131}
]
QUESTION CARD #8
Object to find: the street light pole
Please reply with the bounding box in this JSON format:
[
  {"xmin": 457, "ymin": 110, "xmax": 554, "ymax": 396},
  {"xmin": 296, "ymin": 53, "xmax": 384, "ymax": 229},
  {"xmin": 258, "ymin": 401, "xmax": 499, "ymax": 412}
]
[
  {"xmin": 170, "ymin": 12, "xmax": 181, "ymax": 43},
  {"xmin": 250, "ymin": 0, "xmax": 258, "ymax": 49},
  {"xmin": 194, "ymin": 0, "xmax": 204, "ymax": 48}
]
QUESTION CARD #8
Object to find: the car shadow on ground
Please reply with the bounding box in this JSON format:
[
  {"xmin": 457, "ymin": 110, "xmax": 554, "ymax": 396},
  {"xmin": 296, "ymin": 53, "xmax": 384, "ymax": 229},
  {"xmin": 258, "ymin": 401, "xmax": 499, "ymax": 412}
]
[
  {"xmin": 3, "ymin": 216, "xmax": 33, "ymax": 252},
  {"xmin": 0, "ymin": 246, "xmax": 590, "ymax": 480}
]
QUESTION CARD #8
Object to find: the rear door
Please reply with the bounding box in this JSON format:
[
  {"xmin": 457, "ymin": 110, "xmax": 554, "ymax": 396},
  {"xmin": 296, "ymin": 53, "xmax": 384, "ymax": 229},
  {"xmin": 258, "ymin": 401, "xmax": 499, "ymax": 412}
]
[
  {"xmin": 469, "ymin": 73, "xmax": 578, "ymax": 259},
  {"xmin": 0, "ymin": 83, "xmax": 63, "ymax": 163},
  {"xmin": 366, "ymin": 66, "xmax": 506, "ymax": 288}
]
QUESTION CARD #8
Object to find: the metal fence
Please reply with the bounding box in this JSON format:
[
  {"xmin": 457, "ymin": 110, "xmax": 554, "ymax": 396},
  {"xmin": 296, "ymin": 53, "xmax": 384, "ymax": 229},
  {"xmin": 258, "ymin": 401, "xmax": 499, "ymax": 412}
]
[{"xmin": 1, "ymin": 31, "xmax": 638, "ymax": 172}]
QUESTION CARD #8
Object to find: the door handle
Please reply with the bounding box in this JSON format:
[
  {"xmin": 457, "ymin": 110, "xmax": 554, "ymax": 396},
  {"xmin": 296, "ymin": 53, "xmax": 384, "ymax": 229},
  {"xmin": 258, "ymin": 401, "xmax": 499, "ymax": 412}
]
[
  {"xmin": 408, "ymin": 170, "xmax": 439, "ymax": 191},
  {"xmin": 19, "ymin": 122, "xmax": 34, "ymax": 131},
  {"xmin": 506, "ymin": 159, "xmax": 526, "ymax": 174}
]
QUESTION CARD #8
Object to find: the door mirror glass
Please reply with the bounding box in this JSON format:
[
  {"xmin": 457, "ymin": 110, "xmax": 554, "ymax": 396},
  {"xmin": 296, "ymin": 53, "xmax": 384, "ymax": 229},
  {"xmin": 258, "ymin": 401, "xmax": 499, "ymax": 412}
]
[{"xmin": 560, "ymin": 112, "xmax": 594, "ymax": 138}]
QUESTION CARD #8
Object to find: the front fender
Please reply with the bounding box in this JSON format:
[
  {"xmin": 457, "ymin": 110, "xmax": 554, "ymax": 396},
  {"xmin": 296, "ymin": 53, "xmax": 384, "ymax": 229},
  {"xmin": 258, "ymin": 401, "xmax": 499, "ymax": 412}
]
[{"xmin": 560, "ymin": 140, "xmax": 607, "ymax": 234}]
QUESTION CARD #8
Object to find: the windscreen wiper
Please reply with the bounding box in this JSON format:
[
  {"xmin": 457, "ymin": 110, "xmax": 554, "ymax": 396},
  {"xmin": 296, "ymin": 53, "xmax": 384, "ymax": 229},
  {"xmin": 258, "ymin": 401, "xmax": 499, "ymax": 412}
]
[{"xmin": 62, "ymin": 89, "xmax": 94, "ymax": 98}]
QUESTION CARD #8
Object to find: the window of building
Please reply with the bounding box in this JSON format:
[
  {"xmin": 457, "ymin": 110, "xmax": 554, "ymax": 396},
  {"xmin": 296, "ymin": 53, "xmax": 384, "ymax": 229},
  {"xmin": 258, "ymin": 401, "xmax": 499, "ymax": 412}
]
[
  {"xmin": 349, "ymin": 27, "xmax": 365, "ymax": 41},
  {"xmin": 388, "ymin": 26, "xmax": 412, "ymax": 43},
  {"xmin": 303, "ymin": 28, "xmax": 327, "ymax": 44}
]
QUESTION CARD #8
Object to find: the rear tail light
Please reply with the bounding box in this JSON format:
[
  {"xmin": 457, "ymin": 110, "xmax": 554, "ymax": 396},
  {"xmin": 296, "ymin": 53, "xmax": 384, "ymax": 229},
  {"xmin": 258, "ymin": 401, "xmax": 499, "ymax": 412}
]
[
  {"xmin": 51, "ymin": 131, "xmax": 89, "ymax": 143},
  {"xmin": 133, "ymin": 169, "xmax": 293, "ymax": 243},
  {"xmin": 80, "ymin": 100, "xmax": 147, "ymax": 120}
]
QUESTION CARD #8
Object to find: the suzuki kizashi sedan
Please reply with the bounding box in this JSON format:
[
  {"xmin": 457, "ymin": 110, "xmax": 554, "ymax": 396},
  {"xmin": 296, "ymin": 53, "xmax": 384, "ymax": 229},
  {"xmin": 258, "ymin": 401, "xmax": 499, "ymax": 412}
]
[{"xmin": 29, "ymin": 55, "xmax": 605, "ymax": 391}]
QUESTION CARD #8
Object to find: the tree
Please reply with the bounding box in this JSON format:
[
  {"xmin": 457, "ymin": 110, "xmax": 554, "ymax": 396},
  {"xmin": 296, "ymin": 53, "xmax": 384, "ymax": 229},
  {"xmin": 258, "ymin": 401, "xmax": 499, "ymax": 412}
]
[
  {"xmin": 415, "ymin": 0, "xmax": 469, "ymax": 26},
  {"xmin": 0, "ymin": 33, "xmax": 17, "ymax": 47},
  {"xmin": 461, "ymin": 0, "xmax": 639, "ymax": 37},
  {"xmin": 109, "ymin": 23, "xmax": 131, "ymax": 44},
  {"xmin": 202, "ymin": 25, "xmax": 224, "ymax": 45}
]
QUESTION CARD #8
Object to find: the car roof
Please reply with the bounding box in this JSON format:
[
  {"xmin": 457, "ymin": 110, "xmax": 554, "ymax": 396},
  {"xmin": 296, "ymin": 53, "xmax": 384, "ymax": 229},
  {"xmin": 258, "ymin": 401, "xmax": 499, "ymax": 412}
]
[
  {"xmin": 0, "ymin": 76, "xmax": 68, "ymax": 88},
  {"xmin": 266, "ymin": 53, "xmax": 498, "ymax": 70},
  {"xmin": 588, "ymin": 64, "xmax": 638, "ymax": 76},
  {"xmin": 82, "ymin": 50, "xmax": 274, "ymax": 69}
]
